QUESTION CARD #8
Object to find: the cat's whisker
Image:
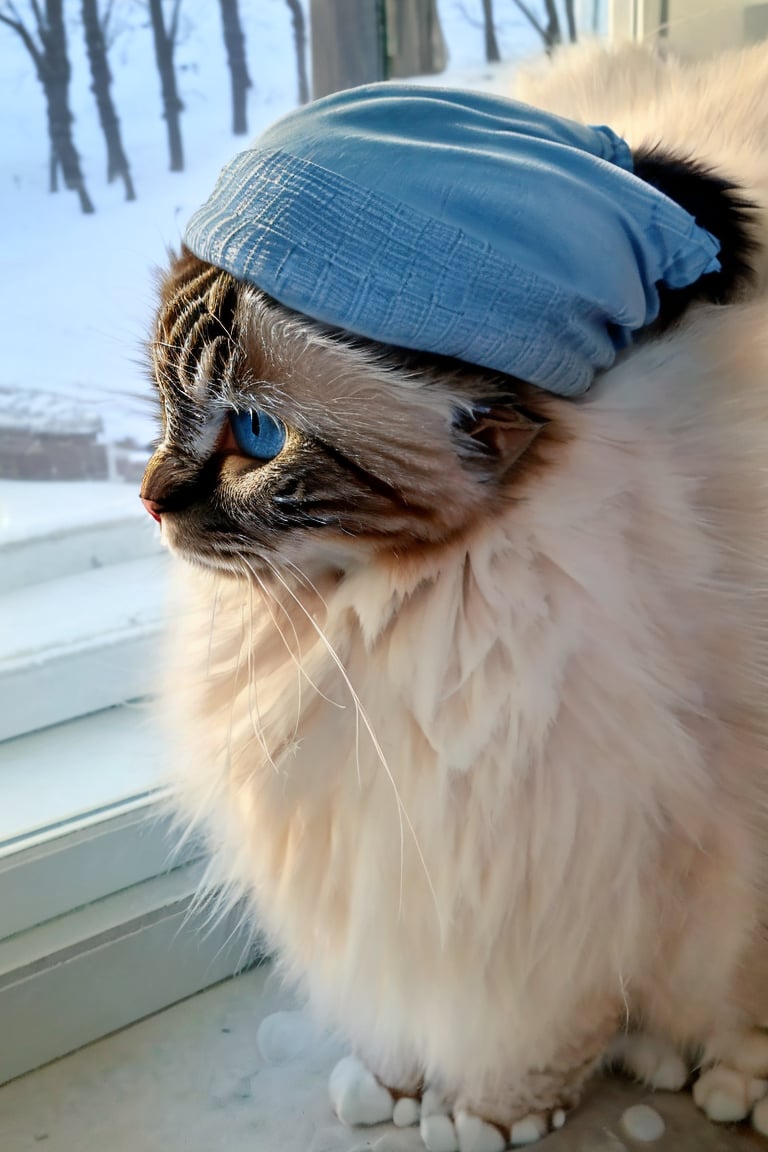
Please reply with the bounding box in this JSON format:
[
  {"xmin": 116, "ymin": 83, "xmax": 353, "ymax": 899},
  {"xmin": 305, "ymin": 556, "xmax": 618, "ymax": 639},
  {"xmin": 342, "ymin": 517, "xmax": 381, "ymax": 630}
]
[
  {"xmin": 242, "ymin": 556, "xmax": 345, "ymax": 711},
  {"xmin": 223, "ymin": 584, "xmax": 248, "ymax": 779},
  {"xmin": 241, "ymin": 561, "xmax": 280, "ymax": 775},
  {"xmin": 206, "ymin": 576, "xmax": 221, "ymax": 678},
  {"xmin": 281, "ymin": 557, "xmax": 329, "ymax": 608},
  {"xmin": 264, "ymin": 559, "xmax": 441, "ymax": 932},
  {"xmin": 244, "ymin": 563, "xmax": 304, "ymax": 746},
  {"xmin": 261, "ymin": 557, "xmax": 366, "ymax": 802}
]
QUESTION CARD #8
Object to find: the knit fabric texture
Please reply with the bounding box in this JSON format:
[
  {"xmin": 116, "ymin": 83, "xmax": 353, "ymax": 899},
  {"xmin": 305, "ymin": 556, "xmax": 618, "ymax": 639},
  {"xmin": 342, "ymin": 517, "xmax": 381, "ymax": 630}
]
[{"xmin": 184, "ymin": 82, "xmax": 721, "ymax": 396}]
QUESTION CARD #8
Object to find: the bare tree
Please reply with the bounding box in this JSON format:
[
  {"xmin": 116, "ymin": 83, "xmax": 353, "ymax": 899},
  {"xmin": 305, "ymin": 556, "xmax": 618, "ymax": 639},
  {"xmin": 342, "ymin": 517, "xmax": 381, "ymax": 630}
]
[
  {"xmin": 481, "ymin": 0, "xmax": 500, "ymax": 62},
  {"xmin": 82, "ymin": 0, "xmax": 135, "ymax": 199},
  {"xmin": 0, "ymin": 0, "xmax": 95, "ymax": 213},
  {"xmin": 218, "ymin": 0, "xmax": 250, "ymax": 134},
  {"xmin": 564, "ymin": 0, "xmax": 577, "ymax": 41},
  {"xmin": 542, "ymin": 0, "xmax": 562, "ymax": 45},
  {"xmin": 148, "ymin": 0, "xmax": 184, "ymax": 171},
  {"xmin": 511, "ymin": 0, "xmax": 577, "ymax": 52},
  {"xmin": 285, "ymin": 0, "xmax": 309, "ymax": 105}
]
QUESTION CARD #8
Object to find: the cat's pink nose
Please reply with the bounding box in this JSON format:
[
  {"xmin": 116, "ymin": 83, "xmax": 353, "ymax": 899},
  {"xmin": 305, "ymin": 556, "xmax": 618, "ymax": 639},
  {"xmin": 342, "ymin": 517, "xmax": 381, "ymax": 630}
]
[{"xmin": 141, "ymin": 496, "xmax": 162, "ymax": 523}]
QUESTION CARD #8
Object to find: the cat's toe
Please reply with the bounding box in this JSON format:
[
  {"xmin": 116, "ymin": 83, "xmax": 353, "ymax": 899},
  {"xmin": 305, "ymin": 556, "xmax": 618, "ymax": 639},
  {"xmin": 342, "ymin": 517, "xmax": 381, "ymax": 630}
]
[
  {"xmin": 693, "ymin": 1065, "xmax": 768, "ymax": 1123},
  {"xmin": 393, "ymin": 1095, "xmax": 422, "ymax": 1127},
  {"xmin": 451, "ymin": 1104, "xmax": 566, "ymax": 1149},
  {"xmin": 420, "ymin": 1112, "xmax": 459, "ymax": 1152},
  {"xmin": 454, "ymin": 1111, "xmax": 507, "ymax": 1152},
  {"xmin": 329, "ymin": 1055, "xmax": 395, "ymax": 1126},
  {"xmin": 509, "ymin": 1113, "xmax": 550, "ymax": 1146},
  {"xmin": 610, "ymin": 1033, "xmax": 688, "ymax": 1092},
  {"xmin": 751, "ymin": 1095, "xmax": 768, "ymax": 1135}
]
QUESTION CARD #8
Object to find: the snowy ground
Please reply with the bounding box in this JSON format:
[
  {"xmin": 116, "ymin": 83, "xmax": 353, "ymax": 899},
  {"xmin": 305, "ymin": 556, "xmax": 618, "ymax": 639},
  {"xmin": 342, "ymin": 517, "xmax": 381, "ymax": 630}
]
[
  {"xmin": 1, "ymin": 0, "xmax": 540, "ymax": 454},
  {"xmin": 0, "ymin": 478, "xmax": 144, "ymax": 543}
]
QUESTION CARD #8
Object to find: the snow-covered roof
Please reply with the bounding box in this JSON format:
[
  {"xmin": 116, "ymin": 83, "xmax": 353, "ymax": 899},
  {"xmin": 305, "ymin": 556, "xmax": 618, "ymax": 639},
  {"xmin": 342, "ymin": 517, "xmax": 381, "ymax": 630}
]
[{"xmin": 0, "ymin": 387, "xmax": 103, "ymax": 436}]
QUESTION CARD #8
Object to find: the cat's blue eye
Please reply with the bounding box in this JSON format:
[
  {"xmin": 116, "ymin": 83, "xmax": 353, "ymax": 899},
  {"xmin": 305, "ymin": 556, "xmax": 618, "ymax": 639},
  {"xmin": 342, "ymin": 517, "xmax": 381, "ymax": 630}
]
[{"xmin": 230, "ymin": 409, "xmax": 286, "ymax": 461}]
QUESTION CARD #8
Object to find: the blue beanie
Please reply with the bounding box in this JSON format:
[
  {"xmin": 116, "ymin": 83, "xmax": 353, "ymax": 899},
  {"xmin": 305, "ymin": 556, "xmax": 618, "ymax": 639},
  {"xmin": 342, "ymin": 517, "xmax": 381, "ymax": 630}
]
[{"xmin": 184, "ymin": 83, "xmax": 721, "ymax": 396}]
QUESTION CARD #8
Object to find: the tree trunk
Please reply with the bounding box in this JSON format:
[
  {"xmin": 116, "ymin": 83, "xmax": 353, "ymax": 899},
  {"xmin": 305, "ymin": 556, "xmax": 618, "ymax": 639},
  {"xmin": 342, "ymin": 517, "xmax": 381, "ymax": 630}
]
[
  {"xmin": 564, "ymin": 0, "xmax": 578, "ymax": 42},
  {"xmin": 82, "ymin": 0, "xmax": 136, "ymax": 199},
  {"xmin": 385, "ymin": 0, "xmax": 447, "ymax": 78},
  {"xmin": 148, "ymin": 0, "xmax": 185, "ymax": 171},
  {"xmin": 1, "ymin": 0, "xmax": 95, "ymax": 212},
  {"xmin": 285, "ymin": 0, "xmax": 310, "ymax": 104},
  {"xmin": 218, "ymin": 0, "xmax": 251, "ymax": 134},
  {"xmin": 44, "ymin": 0, "xmax": 95, "ymax": 212},
  {"xmin": 542, "ymin": 0, "xmax": 562, "ymax": 50},
  {"xmin": 481, "ymin": 0, "xmax": 501, "ymax": 63},
  {"xmin": 513, "ymin": 0, "xmax": 554, "ymax": 51}
]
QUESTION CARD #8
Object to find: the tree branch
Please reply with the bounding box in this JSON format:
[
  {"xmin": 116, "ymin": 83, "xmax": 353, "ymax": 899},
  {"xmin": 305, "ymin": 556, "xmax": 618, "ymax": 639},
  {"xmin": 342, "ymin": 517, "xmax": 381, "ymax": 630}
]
[
  {"xmin": 509, "ymin": 0, "xmax": 547, "ymax": 43},
  {"xmin": 454, "ymin": 0, "xmax": 482, "ymax": 31},
  {"xmin": 169, "ymin": 0, "xmax": 182, "ymax": 46},
  {"xmin": 0, "ymin": 9, "xmax": 43, "ymax": 70},
  {"xmin": 542, "ymin": 0, "xmax": 562, "ymax": 44},
  {"xmin": 28, "ymin": 0, "xmax": 45, "ymax": 37},
  {"xmin": 101, "ymin": 0, "xmax": 113, "ymax": 36}
]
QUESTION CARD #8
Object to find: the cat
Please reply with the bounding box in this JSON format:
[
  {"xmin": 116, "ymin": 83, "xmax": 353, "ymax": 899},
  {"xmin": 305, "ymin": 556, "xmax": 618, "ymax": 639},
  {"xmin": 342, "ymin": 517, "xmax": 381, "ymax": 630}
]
[{"xmin": 142, "ymin": 41, "xmax": 768, "ymax": 1151}]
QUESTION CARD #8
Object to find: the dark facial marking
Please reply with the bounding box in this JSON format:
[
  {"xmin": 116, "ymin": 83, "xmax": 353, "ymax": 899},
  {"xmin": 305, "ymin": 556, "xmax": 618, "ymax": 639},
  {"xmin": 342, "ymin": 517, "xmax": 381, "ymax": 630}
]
[{"xmin": 632, "ymin": 149, "xmax": 757, "ymax": 329}]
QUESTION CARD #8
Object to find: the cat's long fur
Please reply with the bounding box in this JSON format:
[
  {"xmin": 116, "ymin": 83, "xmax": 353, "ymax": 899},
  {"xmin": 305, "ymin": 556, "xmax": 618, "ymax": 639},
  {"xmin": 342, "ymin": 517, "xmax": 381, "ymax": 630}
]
[{"xmin": 157, "ymin": 42, "xmax": 768, "ymax": 1138}]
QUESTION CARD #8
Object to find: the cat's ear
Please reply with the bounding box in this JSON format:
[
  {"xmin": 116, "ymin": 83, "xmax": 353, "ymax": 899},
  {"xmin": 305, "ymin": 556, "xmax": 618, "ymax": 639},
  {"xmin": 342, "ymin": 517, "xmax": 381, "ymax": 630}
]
[
  {"xmin": 459, "ymin": 402, "xmax": 547, "ymax": 474},
  {"xmin": 631, "ymin": 149, "xmax": 756, "ymax": 328}
]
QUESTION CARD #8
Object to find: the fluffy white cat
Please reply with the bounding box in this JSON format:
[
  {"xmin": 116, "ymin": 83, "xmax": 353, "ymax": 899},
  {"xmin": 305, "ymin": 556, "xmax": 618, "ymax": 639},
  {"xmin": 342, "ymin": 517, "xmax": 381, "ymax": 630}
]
[{"xmin": 145, "ymin": 40, "xmax": 768, "ymax": 1150}]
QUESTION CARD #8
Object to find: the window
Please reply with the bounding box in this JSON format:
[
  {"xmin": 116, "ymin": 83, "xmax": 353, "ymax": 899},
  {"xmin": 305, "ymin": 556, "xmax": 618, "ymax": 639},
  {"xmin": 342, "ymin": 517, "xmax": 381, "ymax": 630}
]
[{"xmin": 1, "ymin": 0, "xmax": 765, "ymax": 1086}]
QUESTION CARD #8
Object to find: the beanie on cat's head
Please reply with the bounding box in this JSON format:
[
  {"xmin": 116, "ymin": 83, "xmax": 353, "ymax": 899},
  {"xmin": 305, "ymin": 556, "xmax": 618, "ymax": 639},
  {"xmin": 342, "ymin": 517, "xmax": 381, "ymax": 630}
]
[{"xmin": 184, "ymin": 83, "xmax": 721, "ymax": 397}]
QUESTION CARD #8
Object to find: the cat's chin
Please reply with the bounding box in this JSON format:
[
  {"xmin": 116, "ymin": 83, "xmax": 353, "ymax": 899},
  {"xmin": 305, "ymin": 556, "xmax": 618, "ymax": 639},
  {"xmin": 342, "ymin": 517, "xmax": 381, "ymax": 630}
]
[
  {"xmin": 157, "ymin": 516, "xmax": 253, "ymax": 577},
  {"xmin": 177, "ymin": 551, "xmax": 248, "ymax": 578}
]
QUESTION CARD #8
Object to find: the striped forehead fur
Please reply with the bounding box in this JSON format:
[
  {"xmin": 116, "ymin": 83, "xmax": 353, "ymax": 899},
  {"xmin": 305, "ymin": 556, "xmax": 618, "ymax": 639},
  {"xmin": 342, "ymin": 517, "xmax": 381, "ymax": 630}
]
[{"xmin": 152, "ymin": 255, "xmax": 244, "ymax": 446}]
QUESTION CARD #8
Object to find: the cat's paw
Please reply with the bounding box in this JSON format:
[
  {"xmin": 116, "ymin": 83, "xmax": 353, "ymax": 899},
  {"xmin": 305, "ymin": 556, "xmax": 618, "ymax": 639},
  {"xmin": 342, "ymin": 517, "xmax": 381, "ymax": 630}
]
[
  {"xmin": 510, "ymin": 1109, "xmax": 566, "ymax": 1146},
  {"xmin": 419, "ymin": 1093, "xmax": 566, "ymax": 1152},
  {"xmin": 609, "ymin": 1033, "xmax": 688, "ymax": 1091},
  {"xmin": 329, "ymin": 1055, "xmax": 396, "ymax": 1126},
  {"xmin": 454, "ymin": 1107, "xmax": 565, "ymax": 1150},
  {"xmin": 693, "ymin": 1065, "xmax": 768, "ymax": 1123},
  {"xmin": 454, "ymin": 1111, "xmax": 507, "ymax": 1151}
]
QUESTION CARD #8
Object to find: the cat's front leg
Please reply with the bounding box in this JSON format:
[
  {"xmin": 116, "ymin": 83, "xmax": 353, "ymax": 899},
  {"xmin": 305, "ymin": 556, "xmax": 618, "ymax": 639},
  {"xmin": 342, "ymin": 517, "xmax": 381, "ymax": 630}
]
[
  {"xmin": 330, "ymin": 1053, "xmax": 423, "ymax": 1129},
  {"xmin": 420, "ymin": 1002, "xmax": 619, "ymax": 1152}
]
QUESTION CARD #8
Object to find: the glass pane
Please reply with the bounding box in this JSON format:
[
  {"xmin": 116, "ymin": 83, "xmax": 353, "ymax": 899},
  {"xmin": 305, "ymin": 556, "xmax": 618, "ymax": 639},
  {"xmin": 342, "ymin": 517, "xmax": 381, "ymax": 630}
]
[{"xmin": 0, "ymin": 0, "xmax": 756, "ymax": 848}]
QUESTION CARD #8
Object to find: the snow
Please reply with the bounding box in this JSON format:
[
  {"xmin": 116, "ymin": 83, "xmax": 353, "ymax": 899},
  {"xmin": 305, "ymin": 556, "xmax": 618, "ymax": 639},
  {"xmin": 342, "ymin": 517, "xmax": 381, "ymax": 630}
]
[
  {"xmin": 0, "ymin": 479, "xmax": 145, "ymax": 543},
  {"xmin": 1, "ymin": 0, "xmax": 539, "ymax": 455},
  {"xmin": 257, "ymin": 1008, "xmax": 317, "ymax": 1064},
  {"xmin": 620, "ymin": 1104, "xmax": 666, "ymax": 1142},
  {"xmin": 0, "ymin": 385, "xmax": 102, "ymax": 435}
]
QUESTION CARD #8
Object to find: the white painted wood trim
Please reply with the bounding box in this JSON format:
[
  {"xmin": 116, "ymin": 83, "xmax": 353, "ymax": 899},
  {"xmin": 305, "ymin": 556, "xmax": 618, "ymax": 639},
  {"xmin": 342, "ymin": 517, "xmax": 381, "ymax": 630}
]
[{"xmin": 0, "ymin": 863, "xmax": 262, "ymax": 1087}]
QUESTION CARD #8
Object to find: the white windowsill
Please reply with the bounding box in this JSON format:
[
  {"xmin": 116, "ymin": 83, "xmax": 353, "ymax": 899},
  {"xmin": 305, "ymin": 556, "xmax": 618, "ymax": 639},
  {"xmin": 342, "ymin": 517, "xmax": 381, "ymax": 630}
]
[
  {"xmin": 0, "ymin": 962, "xmax": 753, "ymax": 1152},
  {"xmin": 0, "ymin": 702, "xmax": 167, "ymax": 850}
]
